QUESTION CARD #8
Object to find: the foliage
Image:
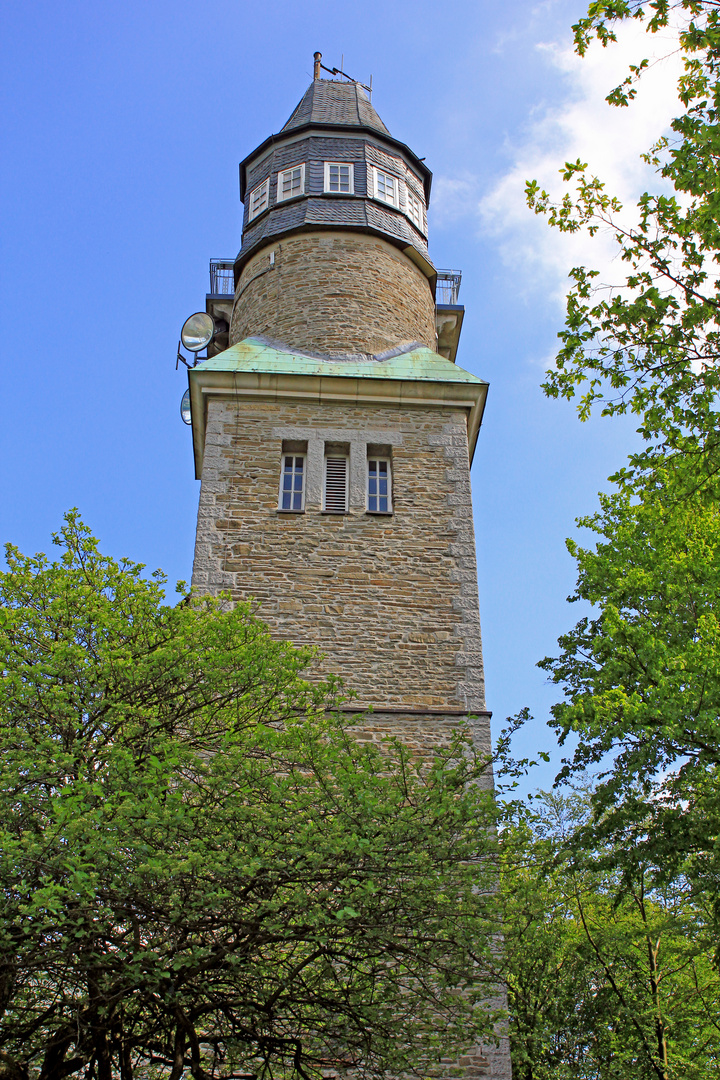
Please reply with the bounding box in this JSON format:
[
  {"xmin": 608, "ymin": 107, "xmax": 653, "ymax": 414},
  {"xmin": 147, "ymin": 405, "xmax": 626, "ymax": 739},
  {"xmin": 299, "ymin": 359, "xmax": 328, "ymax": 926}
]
[
  {"xmin": 0, "ymin": 513, "xmax": 501, "ymax": 1080},
  {"xmin": 539, "ymin": 465, "xmax": 720, "ymax": 887},
  {"xmin": 514, "ymin": 5, "xmax": 720, "ymax": 1066},
  {"xmin": 526, "ymin": 0, "xmax": 720, "ymax": 464},
  {"xmin": 521, "ymin": 0, "xmax": 720, "ymax": 936},
  {"xmin": 501, "ymin": 790, "xmax": 720, "ymax": 1080}
]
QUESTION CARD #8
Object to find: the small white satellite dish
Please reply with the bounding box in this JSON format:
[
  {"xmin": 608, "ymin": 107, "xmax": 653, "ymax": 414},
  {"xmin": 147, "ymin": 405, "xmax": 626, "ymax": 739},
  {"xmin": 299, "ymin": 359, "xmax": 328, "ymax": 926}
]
[
  {"xmin": 180, "ymin": 389, "xmax": 192, "ymax": 425},
  {"xmin": 181, "ymin": 312, "xmax": 215, "ymax": 353}
]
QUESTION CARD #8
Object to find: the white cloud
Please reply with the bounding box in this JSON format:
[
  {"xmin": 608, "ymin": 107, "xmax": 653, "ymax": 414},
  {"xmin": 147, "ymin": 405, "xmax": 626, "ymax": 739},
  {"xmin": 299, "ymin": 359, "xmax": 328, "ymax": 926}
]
[
  {"xmin": 431, "ymin": 174, "xmax": 482, "ymax": 227},
  {"xmin": 439, "ymin": 19, "xmax": 684, "ymax": 306}
]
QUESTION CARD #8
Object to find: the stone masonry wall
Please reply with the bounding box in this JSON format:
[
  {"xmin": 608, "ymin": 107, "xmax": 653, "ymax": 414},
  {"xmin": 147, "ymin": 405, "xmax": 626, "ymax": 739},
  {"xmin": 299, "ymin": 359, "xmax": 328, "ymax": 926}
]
[
  {"xmin": 192, "ymin": 396, "xmax": 485, "ymax": 719},
  {"xmin": 229, "ymin": 231, "xmax": 437, "ymax": 356},
  {"xmin": 191, "ymin": 393, "xmax": 510, "ymax": 1080}
]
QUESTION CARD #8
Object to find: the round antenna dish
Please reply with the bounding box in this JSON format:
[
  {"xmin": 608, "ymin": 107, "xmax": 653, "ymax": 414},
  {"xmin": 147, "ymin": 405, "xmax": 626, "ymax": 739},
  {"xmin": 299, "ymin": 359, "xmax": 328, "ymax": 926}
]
[
  {"xmin": 180, "ymin": 389, "xmax": 192, "ymax": 425},
  {"xmin": 181, "ymin": 312, "xmax": 215, "ymax": 353}
]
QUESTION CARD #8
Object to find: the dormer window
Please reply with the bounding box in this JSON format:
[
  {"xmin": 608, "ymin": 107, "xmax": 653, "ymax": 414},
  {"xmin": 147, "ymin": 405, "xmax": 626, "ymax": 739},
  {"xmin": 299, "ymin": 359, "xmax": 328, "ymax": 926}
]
[
  {"xmin": 324, "ymin": 162, "xmax": 354, "ymax": 194},
  {"xmin": 406, "ymin": 190, "xmax": 424, "ymax": 232},
  {"xmin": 248, "ymin": 178, "xmax": 270, "ymax": 222},
  {"xmin": 277, "ymin": 164, "xmax": 305, "ymax": 203},
  {"xmin": 372, "ymin": 168, "xmax": 399, "ymax": 208}
]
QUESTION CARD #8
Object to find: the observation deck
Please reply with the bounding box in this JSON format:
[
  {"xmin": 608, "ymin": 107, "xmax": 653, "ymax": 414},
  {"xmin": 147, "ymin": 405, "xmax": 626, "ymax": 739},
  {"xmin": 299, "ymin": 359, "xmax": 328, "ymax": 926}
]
[{"xmin": 205, "ymin": 261, "xmax": 464, "ymax": 362}]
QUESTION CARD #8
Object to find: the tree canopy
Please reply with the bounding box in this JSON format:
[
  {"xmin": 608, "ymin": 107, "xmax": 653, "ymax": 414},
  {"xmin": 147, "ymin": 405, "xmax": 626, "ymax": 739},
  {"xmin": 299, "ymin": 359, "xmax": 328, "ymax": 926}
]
[
  {"xmin": 522, "ymin": 1, "xmax": 720, "ymax": 891},
  {"xmin": 510, "ymin": 0, "xmax": 720, "ymax": 1054},
  {"xmin": 501, "ymin": 790, "xmax": 720, "ymax": 1080},
  {"xmin": 539, "ymin": 463, "xmax": 720, "ymax": 886},
  {"xmin": 527, "ymin": 0, "xmax": 720, "ymax": 467},
  {"xmin": 0, "ymin": 514, "xmax": 501, "ymax": 1080}
]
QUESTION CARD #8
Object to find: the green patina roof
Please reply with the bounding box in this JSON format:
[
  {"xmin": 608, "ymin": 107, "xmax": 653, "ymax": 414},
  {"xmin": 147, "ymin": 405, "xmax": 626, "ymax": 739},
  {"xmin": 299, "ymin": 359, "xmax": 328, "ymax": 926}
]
[{"xmin": 195, "ymin": 338, "xmax": 486, "ymax": 386}]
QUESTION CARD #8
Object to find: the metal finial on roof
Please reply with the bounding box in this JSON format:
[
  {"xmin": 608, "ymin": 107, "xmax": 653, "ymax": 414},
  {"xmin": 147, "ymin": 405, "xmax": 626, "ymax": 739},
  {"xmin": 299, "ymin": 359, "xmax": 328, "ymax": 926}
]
[{"xmin": 311, "ymin": 54, "xmax": 372, "ymax": 95}]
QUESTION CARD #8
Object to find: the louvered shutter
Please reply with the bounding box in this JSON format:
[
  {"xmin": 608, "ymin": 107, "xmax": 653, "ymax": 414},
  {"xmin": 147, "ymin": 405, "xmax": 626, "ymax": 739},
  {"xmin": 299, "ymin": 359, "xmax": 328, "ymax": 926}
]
[{"xmin": 324, "ymin": 456, "xmax": 348, "ymax": 513}]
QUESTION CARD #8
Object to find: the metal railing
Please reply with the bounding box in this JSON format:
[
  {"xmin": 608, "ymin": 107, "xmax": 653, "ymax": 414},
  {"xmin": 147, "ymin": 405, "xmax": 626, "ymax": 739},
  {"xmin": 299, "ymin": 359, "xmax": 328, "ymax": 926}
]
[
  {"xmin": 209, "ymin": 259, "xmax": 235, "ymax": 295},
  {"xmin": 210, "ymin": 260, "xmax": 459, "ymax": 304},
  {"xmin": 436, "ymin": 269, "xmax": 462, "ymax": 305}
]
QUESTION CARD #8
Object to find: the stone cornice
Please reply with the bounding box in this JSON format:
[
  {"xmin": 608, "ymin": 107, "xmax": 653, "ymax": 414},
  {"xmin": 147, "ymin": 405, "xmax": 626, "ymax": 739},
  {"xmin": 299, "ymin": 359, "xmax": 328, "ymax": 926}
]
[{"xmin": 187, "ymin": 340, "xmax": 488, "ymax": 480}]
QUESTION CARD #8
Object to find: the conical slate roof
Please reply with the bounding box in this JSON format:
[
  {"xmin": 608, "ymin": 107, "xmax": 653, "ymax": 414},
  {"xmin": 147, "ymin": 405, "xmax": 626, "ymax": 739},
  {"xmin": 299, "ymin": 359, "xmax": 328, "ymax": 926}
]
[
  {"xmin": 236, "ymin": 74, "xmax": 433, "ymax": 275},
  {"xmin": 282, "ymin": 79, "xmax": 390, "ymax": 135}
]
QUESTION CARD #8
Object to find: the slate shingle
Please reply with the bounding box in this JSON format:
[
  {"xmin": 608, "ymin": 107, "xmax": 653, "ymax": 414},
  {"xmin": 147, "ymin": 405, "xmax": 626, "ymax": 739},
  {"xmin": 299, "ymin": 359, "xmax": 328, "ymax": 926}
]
[
  {"xmin": 236, "ymin": 79, "xmax": 431, "ymax": 270},
  {"xmin": 282, "ymin": 79, "xmax": 390, "ymax": 135}
]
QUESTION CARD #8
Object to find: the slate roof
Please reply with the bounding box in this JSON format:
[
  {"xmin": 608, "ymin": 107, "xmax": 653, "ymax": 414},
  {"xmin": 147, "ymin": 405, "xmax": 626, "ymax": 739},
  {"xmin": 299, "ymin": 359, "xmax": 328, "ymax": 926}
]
[
  {"xmin": 239, "ymin": 196, "xmax": 430, "ymax": 266},
  {"xmin": 235, "ymin": 78, "xmax": 433, "ymax": 272},
  {"xmin": 282, "ymin": 79, "xmax": 390, "ymax": 135}
]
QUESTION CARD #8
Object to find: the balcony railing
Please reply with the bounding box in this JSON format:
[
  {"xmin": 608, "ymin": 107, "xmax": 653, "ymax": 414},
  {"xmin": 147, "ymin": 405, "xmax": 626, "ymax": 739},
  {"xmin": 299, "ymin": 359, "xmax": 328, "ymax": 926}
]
[
  {"xmin": 211, "ymin": 260, "xmax": 460, "ymax": 308},
  {"xmin": 209, "ymin": 259, "xmax": 235, "ymax": 296},
  {"xmin": 436, "ymin": 269, "xmax": 462, "ymax": 306}
]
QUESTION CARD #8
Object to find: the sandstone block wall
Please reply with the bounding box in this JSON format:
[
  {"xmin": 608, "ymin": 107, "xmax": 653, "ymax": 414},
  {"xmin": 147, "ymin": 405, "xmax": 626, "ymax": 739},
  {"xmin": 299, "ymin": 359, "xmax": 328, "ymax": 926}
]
[
  {"xmin": 229, "ymin": 231, "xmax": 437, "ymax": 356},
  {"xmin": 436, "ymin": 1038, "xmax": 512, "ymax": 1080},
  {"xmin": 192, "ymin": 396, "xmax": 485, "ymax": 720},
  {"xmin": 190, "ymin": 393, "xmax": 509, "ymax": 1080}
]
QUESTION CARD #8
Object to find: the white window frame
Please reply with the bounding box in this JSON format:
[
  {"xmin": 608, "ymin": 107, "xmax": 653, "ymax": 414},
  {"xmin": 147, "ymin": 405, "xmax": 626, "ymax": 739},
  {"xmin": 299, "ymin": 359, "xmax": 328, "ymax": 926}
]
[
  {"xmin": 248, "ymin": 178, "xmax": 270, "ymax": 222},
  {"xmin": 372, "ymin": 167, "xmax": 399, "ymax": 208},
  {"xmin": 324, "ymin": 161, "xmax": 354, "ymax": 195},
  {"xmin": 406, "ymin": 189, "xmax": 424, "ymax": 232},
  {"xmin": 276, "ymin": 163, "xmax": 305, "ymax": 203},
  {"xmin": 367, "ymin": 457, "xmax": 392, "ymax": 514},
  {"xmin": 278, "ymin": 453, "xmax": 306, "ymax": 512},
  {"xmin": 323, "ymin": 454, "xmax": 349, "ymax": 514}
]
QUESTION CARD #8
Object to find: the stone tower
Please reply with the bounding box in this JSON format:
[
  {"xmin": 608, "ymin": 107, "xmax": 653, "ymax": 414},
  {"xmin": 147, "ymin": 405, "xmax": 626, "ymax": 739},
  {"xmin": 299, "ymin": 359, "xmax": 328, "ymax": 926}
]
[{"xmin": 186, "ymin": 65, "xmax": 510, "ymax": 1076}]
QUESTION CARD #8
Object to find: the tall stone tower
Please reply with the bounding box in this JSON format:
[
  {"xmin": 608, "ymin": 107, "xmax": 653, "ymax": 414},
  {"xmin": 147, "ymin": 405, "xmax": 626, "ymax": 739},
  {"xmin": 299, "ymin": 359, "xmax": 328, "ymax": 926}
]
[
  {"xmin": 186, "ymin": 59, "xmax": 510, "ymax": 1080},
  {"xmin": 189, "ymin": 64, "xmax": 490, "ymax": 742}
]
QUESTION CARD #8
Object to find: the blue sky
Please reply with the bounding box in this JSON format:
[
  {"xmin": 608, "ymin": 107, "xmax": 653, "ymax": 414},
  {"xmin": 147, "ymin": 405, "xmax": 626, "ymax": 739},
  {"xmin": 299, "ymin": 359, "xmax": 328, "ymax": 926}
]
[{"xmin": 1, "ymin": 0, "xmax": 677, "ymax": 783}]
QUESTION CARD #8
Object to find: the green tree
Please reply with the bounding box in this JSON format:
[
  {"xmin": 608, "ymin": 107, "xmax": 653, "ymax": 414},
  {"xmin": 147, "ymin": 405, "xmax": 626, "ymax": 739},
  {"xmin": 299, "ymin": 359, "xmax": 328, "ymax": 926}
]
[
  {"xmin": 501, "ymin": 791, "xmax": 720, "ymax": 1080},
  {"xmin": 539, "ymin": 466, "xmax": 720, "ymax": 890},
  {"xmin": 523, "ymin": 0, "xmax": 720, "ymax": 928},
  {"xmin": 509, "ymin": 2, "xmax": 720, "ymax": 1061},
  {"xmin": 0, "ymin": 514, "xmax": 501, "ymax": 1080},
  {"xmin": 526, "ymin": 0, "xmax": 720, "ymax": 466}
]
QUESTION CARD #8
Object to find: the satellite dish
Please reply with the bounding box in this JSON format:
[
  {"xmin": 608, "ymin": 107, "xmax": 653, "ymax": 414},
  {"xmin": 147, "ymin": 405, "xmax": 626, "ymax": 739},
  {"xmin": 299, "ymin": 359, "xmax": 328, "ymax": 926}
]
[
  {"xmin": 180, "ymin": 389, "xmax": 192, "ymax": 425},
  {"xmin": 181, "ymin": 312, "xmax": 215, "ymax": 353}
]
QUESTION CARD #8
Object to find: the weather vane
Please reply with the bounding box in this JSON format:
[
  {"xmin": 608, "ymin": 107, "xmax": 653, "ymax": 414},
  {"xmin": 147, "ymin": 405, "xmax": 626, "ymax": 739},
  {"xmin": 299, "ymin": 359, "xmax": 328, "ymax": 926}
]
[{"xmin": 313, "ymin": 51, "xmax": 372, "ymax": 96}]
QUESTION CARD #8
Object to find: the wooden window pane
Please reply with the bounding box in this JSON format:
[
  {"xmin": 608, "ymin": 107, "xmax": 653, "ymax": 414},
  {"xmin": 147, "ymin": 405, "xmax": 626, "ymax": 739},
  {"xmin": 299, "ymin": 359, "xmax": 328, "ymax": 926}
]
[
  {"xmin": 368, "ymin": 458, "xmax": 391, "ymax": 513},
  {"xmin": 280, "ymin": 454, "xmax": 305, "ymax": 511},
  {"xmin": 327, "ymin": 163, "xmax": 352, "ymax": 193}
]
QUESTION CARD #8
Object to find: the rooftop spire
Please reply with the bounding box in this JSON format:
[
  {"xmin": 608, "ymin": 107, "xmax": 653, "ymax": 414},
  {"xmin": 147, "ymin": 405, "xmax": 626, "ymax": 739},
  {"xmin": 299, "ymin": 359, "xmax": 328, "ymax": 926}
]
[
  {"xmin": 281, "ymin": 78, "xmax": 389, "ymax": 135},
  {"xmin": 313, "ymin": 51, "xmax": 322, "ymax": 80}
]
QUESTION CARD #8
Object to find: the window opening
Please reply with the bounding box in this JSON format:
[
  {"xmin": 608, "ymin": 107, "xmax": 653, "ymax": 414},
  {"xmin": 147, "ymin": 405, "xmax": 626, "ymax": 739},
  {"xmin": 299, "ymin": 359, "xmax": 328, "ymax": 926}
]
[
  {"xmin": 277, "ymin": 164, "xmax": 305, "ymax": 202},
  {"xmin": 324, "ymin": 455, "xmax": 349, "ymax": 513},
  {"xmin": 373, "ymin": 168, "xmax": 399, "ymax": 207},
  {"xmin": 279, "ymin": 454, "xmax": 306, "ymax": 511},
  {"xmin": 367, "ymin": 458, "xmax": 392, "ymax": 513},
  {"xmin": 324, "ymin": 162, "xmax": 354, "ymax": 194},
  {"xmin": 248, "ymin": 178, "xmax": 270, "ymax": 221},
  {"xmin": 406, "ymin": 190, "xmax": 424, "ymax": 231}
]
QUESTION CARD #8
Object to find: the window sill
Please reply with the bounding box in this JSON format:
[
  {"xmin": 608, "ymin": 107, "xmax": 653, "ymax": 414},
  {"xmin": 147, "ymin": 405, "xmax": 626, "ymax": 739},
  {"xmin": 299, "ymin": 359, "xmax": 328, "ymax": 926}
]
[
  {"xmin": 276, "ymin": 509, "xmax": 305, "ymax": 514},
  {"xmin": 372, "ymin": 195, "xmax": 400, "ymax": 211},
  {"xmin": 366, "ymin": 510, "xmax": 393, "ymax": 516},
  {"xmin": 321, "ymin": 510, "xmax": 348, "ymax": 516}
]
